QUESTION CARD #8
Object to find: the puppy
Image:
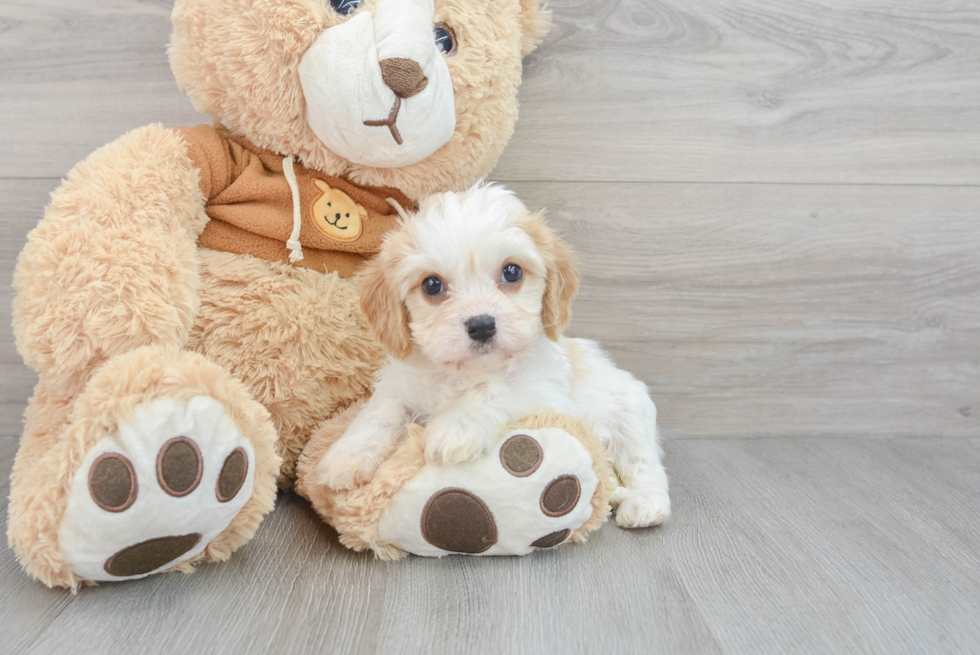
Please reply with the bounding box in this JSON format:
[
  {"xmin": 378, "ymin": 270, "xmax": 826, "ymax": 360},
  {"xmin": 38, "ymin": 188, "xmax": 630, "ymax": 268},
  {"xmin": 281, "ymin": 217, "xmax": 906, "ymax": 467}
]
[{"xmin": 317, "ymin": 183, "xmax": 670, "ymax": 528}]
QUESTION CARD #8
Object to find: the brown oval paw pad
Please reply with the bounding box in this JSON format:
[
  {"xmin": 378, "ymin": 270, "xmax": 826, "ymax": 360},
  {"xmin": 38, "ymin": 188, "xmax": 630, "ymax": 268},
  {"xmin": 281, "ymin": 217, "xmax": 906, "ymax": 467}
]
[
  {"xmin": 157, "ymin": 437, "xmax": 203, "ymax": 497},
  {"xmin": 531, "ymin": 529, "xmax": 571, "ymax": 548},
  {"xmin": 88, "ymin": 453, "xmax": 137, "ymax": 512},
  {"xmin": 103, "ymin": 533, "xmax": 203, "ymax": 577},
  {"xmin": 540, "ymin": 475, "xmax": 581, "ymax": 517},
  {"xmin": 499, "ymin": 434, "xmax": 543, "ymax": 477},
  {"xmin": 217, "ymin": 448, "xmax": 248, "ymax": 503},
  {"xmin": 420, "ymin": 488, "xmax": 498, "ymax": 554}
]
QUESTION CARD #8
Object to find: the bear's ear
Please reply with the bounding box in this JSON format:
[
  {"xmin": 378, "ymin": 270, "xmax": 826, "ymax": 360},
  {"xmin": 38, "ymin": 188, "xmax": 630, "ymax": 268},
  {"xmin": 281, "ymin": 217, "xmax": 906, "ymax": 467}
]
[{"xmin": 519, "ymin": 0, "xmax": 553, "ymax": 56}]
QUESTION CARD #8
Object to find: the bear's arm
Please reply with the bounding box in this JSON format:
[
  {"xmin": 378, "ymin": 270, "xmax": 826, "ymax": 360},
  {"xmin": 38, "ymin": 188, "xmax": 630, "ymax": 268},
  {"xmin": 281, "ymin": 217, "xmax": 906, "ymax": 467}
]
[
  {"xmin": 12, "ymin": 124, "xmax": 210, "ymax": 396},
  {"xmin": 173, "ymin": 124, "xmax": 245, "ymax": 200}
]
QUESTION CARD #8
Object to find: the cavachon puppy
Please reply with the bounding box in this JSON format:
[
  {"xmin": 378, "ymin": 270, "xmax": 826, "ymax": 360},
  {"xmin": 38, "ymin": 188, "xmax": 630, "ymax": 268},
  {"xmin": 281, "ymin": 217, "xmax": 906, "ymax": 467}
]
[{"xmin": 317, "ymin": 183, "xmax": 670, "ymax": 528}]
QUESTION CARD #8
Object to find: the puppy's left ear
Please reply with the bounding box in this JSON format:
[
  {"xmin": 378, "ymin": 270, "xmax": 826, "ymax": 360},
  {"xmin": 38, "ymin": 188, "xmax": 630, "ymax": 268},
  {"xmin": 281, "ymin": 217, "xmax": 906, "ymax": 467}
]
[
  {"xmin": 356, "ymin": 256, "xmax": 413, "ymax": 359},
  {"xmin": 519, "ymin": 0, "xmax": 552, "ymax": 56},
  {"xmin": 520, "ymin": 212, "xmax": 580, "ymax": 341}
]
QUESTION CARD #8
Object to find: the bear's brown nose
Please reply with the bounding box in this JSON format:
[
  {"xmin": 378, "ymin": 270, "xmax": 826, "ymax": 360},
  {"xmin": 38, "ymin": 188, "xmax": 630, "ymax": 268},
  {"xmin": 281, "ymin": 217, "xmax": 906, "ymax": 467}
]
[{"xmin": 380, "ymin": 58, "xmax": 429, "ymax": 99}]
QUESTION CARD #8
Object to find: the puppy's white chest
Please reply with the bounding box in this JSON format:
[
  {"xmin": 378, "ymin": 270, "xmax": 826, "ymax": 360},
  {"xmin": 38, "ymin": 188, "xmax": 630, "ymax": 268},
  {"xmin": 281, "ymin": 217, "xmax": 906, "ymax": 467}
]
[{"xmin": 424, "ymin": 376, "xmax": 503, "ymax": 417}]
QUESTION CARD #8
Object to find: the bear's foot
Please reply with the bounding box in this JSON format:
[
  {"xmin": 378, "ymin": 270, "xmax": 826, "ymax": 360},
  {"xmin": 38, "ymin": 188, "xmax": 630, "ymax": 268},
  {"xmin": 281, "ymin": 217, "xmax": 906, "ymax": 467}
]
[
  {"xmin": 377, "ymin": 428, "xmax": 599, "ymax": 556},
  {"xmin": 8, "ymin": 347, "xmax": 280, "ymax": 588},
  {"xmin": 59, "ymin": 395, "xmax": 256, "ymax": 581}
]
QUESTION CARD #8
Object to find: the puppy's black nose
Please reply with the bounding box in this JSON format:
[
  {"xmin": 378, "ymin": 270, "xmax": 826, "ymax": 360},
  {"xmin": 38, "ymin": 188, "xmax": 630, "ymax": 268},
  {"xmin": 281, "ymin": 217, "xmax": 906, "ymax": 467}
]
[{"xmin": 465, "ymin": 315, "xmax": 496, "ymax": 343}]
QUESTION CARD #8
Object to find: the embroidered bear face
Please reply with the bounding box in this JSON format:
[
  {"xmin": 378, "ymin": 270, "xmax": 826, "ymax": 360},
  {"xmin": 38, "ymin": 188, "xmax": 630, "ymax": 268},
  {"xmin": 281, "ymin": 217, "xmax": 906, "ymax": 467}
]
[
  {"xmin": 170, "ymin": 0, "xmax": 551, "ymax": 199},
  {"xmin": 311, "ymin": 179, "xmax": 368, "ymax": 242}
]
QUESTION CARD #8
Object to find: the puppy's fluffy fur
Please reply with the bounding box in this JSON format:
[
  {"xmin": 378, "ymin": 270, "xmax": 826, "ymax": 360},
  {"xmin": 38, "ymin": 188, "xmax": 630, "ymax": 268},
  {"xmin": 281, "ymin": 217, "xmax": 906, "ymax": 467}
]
[{"xmin": 317, "ymin": 183, "xmax": 670, "ymax": 528}]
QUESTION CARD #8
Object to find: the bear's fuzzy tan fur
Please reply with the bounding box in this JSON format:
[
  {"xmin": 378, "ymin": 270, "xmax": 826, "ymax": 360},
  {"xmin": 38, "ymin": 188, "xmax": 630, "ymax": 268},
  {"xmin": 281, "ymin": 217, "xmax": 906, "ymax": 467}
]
[{"xmin": 6, "ymin": 0, "xmax": 612, "ymax": 589}]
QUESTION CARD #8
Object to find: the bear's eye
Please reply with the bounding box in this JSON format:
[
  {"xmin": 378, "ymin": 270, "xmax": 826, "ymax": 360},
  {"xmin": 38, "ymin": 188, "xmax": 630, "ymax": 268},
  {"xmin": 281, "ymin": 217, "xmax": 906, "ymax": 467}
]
[
  {"xmin": 434, "ymin": 23, "xmax": 457, "ymax": 56},
  {"xmin": 501, "ymin": 264, "xmax": 523, "ymax": 284},
  {"xmin": 421, "ymin": 276, "xmax": 445, "ymax": 297},
  {"xmin": 330, "ymin": 0, "xmax": 360, "ymax": 16}
]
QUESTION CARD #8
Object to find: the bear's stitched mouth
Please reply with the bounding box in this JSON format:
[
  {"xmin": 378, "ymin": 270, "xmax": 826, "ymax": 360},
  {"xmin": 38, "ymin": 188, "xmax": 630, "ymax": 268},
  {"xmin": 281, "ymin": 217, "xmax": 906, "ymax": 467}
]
[
  {"xmin": 363, "ymin": 97, "xmax": 403, "ymax": 145},
  {"xmin": 323, "ymin": 214, "xmax": 348, "ymax": 229}
]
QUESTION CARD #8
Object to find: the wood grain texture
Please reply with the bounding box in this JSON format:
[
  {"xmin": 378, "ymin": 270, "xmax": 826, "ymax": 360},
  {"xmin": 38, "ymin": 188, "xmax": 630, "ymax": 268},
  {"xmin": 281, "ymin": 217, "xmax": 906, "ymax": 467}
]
[
  {"xmin": 2, "ymin": 437, "xmax": 980, "ymax": 654},
  {"xmin": 0, "ymin": 180, "xmax": 49, "ymax": 436},
  {"xmin": 0, "ymin": 0, "xmax": 208, "ymax": 179},
  {"xmin": 507, "ymin": 181, "xmax": 980, "ymax": 439},
  {"xmin": 496, "ymin": 0, "xmax": 980, "ymax": 184},
  {"xmin": 1, "ymin": 0, "xmax": 978, "ymax": 183}
]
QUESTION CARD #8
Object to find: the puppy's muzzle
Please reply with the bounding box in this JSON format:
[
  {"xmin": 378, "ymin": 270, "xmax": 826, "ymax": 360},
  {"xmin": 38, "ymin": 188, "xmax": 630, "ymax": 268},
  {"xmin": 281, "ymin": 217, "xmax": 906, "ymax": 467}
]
[{"xmin": 465, "ymin": 315, "xmax": 496, "ymax": 343}]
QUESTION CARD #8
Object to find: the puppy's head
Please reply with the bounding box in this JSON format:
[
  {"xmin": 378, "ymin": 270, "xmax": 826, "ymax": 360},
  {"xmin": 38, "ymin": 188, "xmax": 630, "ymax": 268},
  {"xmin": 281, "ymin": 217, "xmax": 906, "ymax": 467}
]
[{"xmin": 358, "ymin": 183, "xmax": 579, "ymax": 366}]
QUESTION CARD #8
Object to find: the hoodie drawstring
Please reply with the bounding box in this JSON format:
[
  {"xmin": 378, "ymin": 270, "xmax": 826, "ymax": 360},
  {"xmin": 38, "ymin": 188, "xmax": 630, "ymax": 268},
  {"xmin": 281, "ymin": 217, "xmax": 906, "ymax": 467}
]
[{"xmin": 283, "ymin": 156, "xmax": 304, "ymax": 263}]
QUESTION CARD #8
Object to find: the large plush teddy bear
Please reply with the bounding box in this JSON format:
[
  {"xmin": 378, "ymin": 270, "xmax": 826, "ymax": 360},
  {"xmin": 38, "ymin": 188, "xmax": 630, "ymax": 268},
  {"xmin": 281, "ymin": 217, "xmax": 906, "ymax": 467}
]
[{"xmin": 7, "ymin": 0, "xmax": 621, "ymax": 588}]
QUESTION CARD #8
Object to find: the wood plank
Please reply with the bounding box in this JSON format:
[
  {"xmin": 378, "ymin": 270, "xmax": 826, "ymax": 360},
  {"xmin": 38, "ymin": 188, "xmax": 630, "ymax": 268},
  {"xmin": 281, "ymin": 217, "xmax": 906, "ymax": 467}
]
[
  {"xmin": 1, "ymin": 179, "xmax": 978, "ymax": 440},
  {"xmin": 508, "ymin": 181, "xmax": 980, "ymax": 439},
  {"xmin": 0, "ymin": 0, "xmax": 209, "ymax": 179},
  {"xmin": 0, "ymin": 180, "xmax": 49, "ymax": 436},
  {"xmin": 496, "ymin": 0, "xmax": 980, "ymax": 184},
  {"xmin": 1, "ymin": 1, "xmax": 977, "ymax": 184},
  {"xmin": 3, "ymin": 437, "xmax": 979, "ymax": 654},
  {"xmin": 662, "ymin": 437, "xmax": 980, "ymax": 654}
]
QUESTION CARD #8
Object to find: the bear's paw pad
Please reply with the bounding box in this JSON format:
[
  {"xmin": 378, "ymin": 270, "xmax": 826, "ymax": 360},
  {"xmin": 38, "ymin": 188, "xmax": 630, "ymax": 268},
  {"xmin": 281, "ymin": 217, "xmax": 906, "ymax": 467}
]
[
  {"xmin": 60, "ymin": 396, "xmax": 254, "ymax": 582},
  {"xmin": 378, "ymin": 428, "xmax": 598, "ymax": 557},
  {"xmin": 420, "ymin": 488, "xmax": 498, "ymax": 553}
]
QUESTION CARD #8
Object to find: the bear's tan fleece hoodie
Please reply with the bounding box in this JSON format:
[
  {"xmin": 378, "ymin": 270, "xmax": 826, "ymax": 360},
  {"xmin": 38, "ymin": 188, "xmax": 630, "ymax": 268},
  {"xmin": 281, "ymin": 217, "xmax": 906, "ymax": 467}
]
[{"xmin": 177, "ymin": 124, "xmax": 417, "ymax": 278}]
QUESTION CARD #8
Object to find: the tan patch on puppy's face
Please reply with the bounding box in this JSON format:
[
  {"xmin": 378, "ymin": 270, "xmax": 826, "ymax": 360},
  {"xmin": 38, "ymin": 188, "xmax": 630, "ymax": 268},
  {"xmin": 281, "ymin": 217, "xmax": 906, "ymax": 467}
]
[
  {"xmin": 516, "ymin": 213, "xmax": 580, "ymax": 341},
  {"xmin": 311, "ymin": 179, "xmax": 367, "ymax": 242}
]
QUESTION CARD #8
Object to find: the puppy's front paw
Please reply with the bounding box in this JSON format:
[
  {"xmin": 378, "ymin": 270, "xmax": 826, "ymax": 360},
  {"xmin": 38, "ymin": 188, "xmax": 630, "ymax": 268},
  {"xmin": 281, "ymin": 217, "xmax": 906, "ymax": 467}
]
[
  {"xmin": 611, "ymin": 487, "xmax": 671, "ymax": 528},
  {"xmin": 424, "ymin": 414, "xmax": 496, "ymax": 465},
  {"xmin": 316, "ymin": 442, "xmax": 383, "ymax": 491}
]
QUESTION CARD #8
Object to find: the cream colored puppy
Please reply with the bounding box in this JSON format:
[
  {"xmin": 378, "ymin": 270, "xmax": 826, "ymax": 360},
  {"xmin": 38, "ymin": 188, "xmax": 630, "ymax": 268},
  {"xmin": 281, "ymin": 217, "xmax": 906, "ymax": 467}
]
[{"xmin": 317, "ymin": 183, "xmax": 670, "ymax": 528}]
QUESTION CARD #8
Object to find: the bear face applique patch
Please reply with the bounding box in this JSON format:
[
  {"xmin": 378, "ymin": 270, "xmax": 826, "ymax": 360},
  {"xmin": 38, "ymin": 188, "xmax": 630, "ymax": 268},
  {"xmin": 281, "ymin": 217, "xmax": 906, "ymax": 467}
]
[{"xmin": 311, "ymin": 179, "xmax": 367, "ymax": 242}]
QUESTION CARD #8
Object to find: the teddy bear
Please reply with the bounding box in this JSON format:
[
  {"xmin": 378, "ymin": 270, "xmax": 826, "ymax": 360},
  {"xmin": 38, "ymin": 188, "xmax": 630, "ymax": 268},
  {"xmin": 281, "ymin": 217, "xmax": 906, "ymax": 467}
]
[{"xmin": 7, "ymin": 0, "xmax": 621, "ymax": 589}]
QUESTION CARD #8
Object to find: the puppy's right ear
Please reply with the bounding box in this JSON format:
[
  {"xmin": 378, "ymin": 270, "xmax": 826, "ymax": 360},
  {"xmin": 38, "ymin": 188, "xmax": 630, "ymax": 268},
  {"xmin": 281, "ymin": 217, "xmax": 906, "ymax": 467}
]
[
  {"xmin": 519, "ymin": 211, "xmax": 580, "ymax": 341},
  {"xmin": 357, "ymin": 257, "xmax": 413, "ymax": 359}
]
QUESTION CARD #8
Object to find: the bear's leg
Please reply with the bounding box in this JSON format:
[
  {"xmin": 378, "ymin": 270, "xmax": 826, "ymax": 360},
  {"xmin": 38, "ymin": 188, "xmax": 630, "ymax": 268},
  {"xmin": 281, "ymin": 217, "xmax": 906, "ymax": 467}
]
[
  {"xmin": 7, "ymin": 346, "xmax": 280, "ymax": 588},
  {"xmin": 295, "ymin": 409, "xmax": 617, "ymax": 559},
  {"xmin": 189, "ymin": 250, "xmax": 384, "ymax": 488}
]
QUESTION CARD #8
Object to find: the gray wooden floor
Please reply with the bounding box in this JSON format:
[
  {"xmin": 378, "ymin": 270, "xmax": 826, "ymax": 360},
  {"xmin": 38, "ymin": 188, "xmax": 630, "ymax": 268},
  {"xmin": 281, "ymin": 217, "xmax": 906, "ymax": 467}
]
[{"xmin": 1, "ymin": 1, "xmax": 979, "ymax": 653}]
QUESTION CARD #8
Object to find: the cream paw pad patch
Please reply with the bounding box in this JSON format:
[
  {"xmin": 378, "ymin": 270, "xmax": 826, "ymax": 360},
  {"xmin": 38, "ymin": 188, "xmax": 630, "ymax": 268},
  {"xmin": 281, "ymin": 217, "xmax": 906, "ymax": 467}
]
[
  {"xmin": 377, "ymin": 428, "xmax": 599, "ymax": 556},
  {"xmin": 59, "ymin": 396, "xmax": 255, "ymax": 581}
]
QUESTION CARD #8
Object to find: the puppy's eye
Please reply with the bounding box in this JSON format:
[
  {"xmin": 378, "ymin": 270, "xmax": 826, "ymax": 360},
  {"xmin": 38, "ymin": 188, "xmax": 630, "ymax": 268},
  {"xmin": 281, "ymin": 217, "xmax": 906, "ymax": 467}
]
[
  {"xmin": 421, "ymin": 276, "xmax": 445, "ymax": 296},
  {"xmin": 330, "ymin": 0, "xmax": 360, "ymax": 16},
  {"xmin": 501, "ymin": 264, "xmax": 523, "ymax": 284},
  {"xmin": 434, "ymin": 23, "xmax": 457, "ymax": 56}
]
